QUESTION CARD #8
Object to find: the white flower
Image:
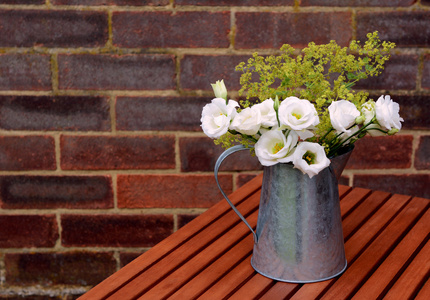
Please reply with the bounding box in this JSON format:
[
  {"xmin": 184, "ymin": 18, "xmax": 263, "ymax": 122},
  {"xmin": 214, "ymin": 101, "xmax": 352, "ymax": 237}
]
[
  {"xmin": 229, "ymin": 106, "xmax": 262, "ymax": 135},
  {"xmin": 254, "ymin": 129, "xmax": 298, "ymax": 166},
  {"xmin": 293, "ymin": 142, "xmax": 330, "ymax": 178},
  {"xmin": 200, "ymin": 98, "xmax": 238, "ymax": 138},
  {"xmin": 360, "ymin": 100, "xmax": 383, "ymax": 136},
  {"xmin": 375, "ymin": 95, "xmax": 404, "ymax": 132},
  {"xmin": 338, "ymin": 125, "xmax": 359, "ymax": 144},
  {"xmin": 252, "ymin": 98, "xmax": 278, "ymax": 128},
  {"xmin": 328, "ymin": 100, "xmax": 360, "ymax": 133},
  {"xmin": 211, "ymin": 80, "xmax": 228, "ymax": 101},
  {"xmin": 278, "ymin": 96, "xmax": 319, "ymax": 139}
]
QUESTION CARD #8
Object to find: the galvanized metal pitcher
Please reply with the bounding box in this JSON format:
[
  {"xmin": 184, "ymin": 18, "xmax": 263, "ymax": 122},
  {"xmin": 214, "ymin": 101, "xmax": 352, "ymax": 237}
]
[{"xmin": 214, "ymin": 145, "xmax": 353, "ymax": 283}]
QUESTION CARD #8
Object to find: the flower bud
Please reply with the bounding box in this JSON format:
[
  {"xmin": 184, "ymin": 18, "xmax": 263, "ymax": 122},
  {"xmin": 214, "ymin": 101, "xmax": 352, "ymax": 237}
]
[
  {"xmin": 211, "ymin": 80, "xmax": 228, "ymax": 101},
  {"xmin": 387, "ymin": 128, "xmax": 399, "ymax": 135},
  {"xmin": 355, "ymin": 115, "xmax": 365, "ymax": 125}
]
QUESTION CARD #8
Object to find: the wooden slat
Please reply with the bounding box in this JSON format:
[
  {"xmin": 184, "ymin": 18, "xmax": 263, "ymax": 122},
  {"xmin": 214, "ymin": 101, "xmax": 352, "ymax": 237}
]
[
  {"xmin": 340, "ymin": 187, "xmax": 372, "ymax": 218},
  {"xmin": 320, "ymin": 197, "xmax": 428, "ymax": 299},
  {"xmin": 289, "ymin": 193, "xmax": 411, "ymax": 299},
  {"xmin": 352, "ymin": 205, "xmax": 429, "ymax": 299},
  {"xmin": 198, "ymin": 256, "xmax": 255, "ymax": 299},
  {"xmin": 383, "ymin": 238, "xmax": 430, "ymax": 299},
  {"xmin": 78, "ymin": 174, "xmax": 263, "ymax": 300},
  {"xmin": 168, "ymin": 235, "xmax": 254, "ymax": 299},
  {"xmin": 415, "ymin": 278, "xmax": 430, "ymax": 300},
  {"xmin": 106, "ymin": 191, "xmax": 260, "ymax": 299},
  {"xmin": 259, "ymin": 282, "xmax": 299, "ymax": 300},
  {"xmin": 138, "ymin": 209, "xmax": 259, "ymax": 299},
  {"xmin": 228, "ymin": 274, "xmax": 274, "ymax": 299}
]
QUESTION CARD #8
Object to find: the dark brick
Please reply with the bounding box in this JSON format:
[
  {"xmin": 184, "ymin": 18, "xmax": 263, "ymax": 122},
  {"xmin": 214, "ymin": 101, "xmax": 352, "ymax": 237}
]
[
  {"xmin": 354, "ymin": 174, "xmax": 430, "ymax": 198},
  {"xmin": 113, "ymin": 11, "xmax": 230, "ymax": 48},
  {"xmin": 5, "ymin": 252, "xmax": 116, "ymax": 286},
  {"xmin": 58, "ymin": 54, "xmax": 175, "ymax": 90},
  {"xmin": 357, "ymin": 11, "xmax": 430, "ymax": 47},
  {"xmin": 0, "ymin": 96, "xmax": 111, "ymax": 131},
  {"xmin": 415, "ymin": 136, "xmax": 430, "ymax": 170},
  {"xmin": 178, "ymin": 214, "xmax": 199, "ymax": 228},
  {"xmin": 60, "ymin": 135, "xmax": 175, "ymax": 170},
  {"xmin": 116, "ymin": 96, "xmax": 207, "ymax": 131},
  {"xmin": 0, "ymin": 136, "xmax": 56, "ymax": 171},
  {"xmin": 301, "ymin": 0, "xmax": 415, "ymax": 6},
  {"xmin": 380, "ymin": 94, "xmax": 429, "ymax": 130},
  {"xmin": 0, "ymin": 215, "xmax": 58, "ymax": 248},
  {"xmin": 423, "ymin": 0, "xmax": 430, "ymax": 5},
  {"xmin": 180, "ymin": 55, "xmax": 250, "ymax": 91},
  {"xmin": 0, "ymin": 10, "xmax": 107, "ymax": 48},
  {"xmin": 0, "ymin": 0, "xmax": 44, "ymax": 3},
  {"xmin": 52, "ymin": 0, "xmax": 168, "ymax": 5},
  {"xmin": 423, "ymin": 54, "xmax": 430, "ymax": 89},
  {"xmin": 120, "ymin": 252, "xmax": 142, "ymax": 268},
  {"xmin": 347, "ymin": 135, "xmax": 413, "ymax": 169},
  {"xmin": 176, "ymin": 0, "xmax": 292, "ymax": 5},
  {"xmin": 236, "ymin": 173, "xmax": 260, "ymax": 189},
  {"xmin": 235, "ymin": 12, "xmax": 352, "ymax": 49},
  {"xmin": 61, "ymin": 214, "xmax": 173, "ymax": 247},
  {"xmin": 355, "ymin": 55, "xmax": 418, "ymax": 90},
  {"xmin": 179, "ymin": 137, "xmax": 262, "ymax": 172},
  {"xmin": 0, "ymin": 176, "xmax": 113, "ymax": 209},
  {"xmin": 117, "ymin": 174, "xmax": 232, "ymax": 208},
  {"xmin": 0, "ymin": 54, "xmax": 51, "ymax": 91}
]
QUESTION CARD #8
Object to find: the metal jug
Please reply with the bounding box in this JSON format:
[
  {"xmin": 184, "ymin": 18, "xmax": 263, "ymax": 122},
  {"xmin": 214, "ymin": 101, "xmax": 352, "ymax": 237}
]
[{"xmin": 215, "ymin": 145, "xmax": 353, "ymax": 283}]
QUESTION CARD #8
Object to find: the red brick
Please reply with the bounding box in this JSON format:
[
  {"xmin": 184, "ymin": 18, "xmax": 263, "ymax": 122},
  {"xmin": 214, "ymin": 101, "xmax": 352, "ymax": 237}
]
[
  {"xmin": 176, "ymin": 0, "xmax": 291, "ymax": 4},
  {"xmin": 58, "ymin": 54, "xmax": 175, "ymax": 90},
  {"xmin": 301, "ymin": 0, "xmax": 415, "ymax": 6},
  {"xmin": 117, "ymin": 174, "xmax": 232, "ymax": 208},
  {"xmin": 5, "ymin": 252, "xmax": 116, "ymax": 286},
  {"xmin": 423, "ymin": 0, "xmax": 430, "ymax": 5},
  {"xmin": 354, "ymin": 174, "xmax": 430, "ymax": 198},
  {"xmin": 178, "ymin": 214, "xmax": 199, "ymax": 229},
  {"xmin": 116, "ymin": 96, "xmax": 207, "ymax": 131},
  {"xmin": 347, "ymin": 135, "xmax": 413, "ymax": 169},
  {"xmin": 120, "ymin": 252, "xmax": 142, "ymax": 268},
  {"xmin": 179, "ymin": 137, "xmax": 262, "ymax": 172},
  {"xmin": 53, "ymin": 0, "xmax": 168, "ymax": 5},
  {"xmin": 357, "ymin": 11, "xmax": 430, "ymax": 47},
  {"xmin": 236, "ymin": 173, "xmax": 260, "ymax": 189},
  {"xmin": 375, "ymin": 94, "xmax": 429, "ymax": 130},
  {"xmin": 0, "ymin": 54, "xmax": 51, "ymax": 90},
  {"xmin": 61, "ymin": 214, "xmax": 173, "ymax": 247},
  {"xmin": 0, "ymin": 175, "xmax": 113, "ymax": 209},
  {"xmin": 355, "ymin": 55, "xmax": 418, "ymax": 90},
  {"xmin": 180, "ymin": 55, "xmax": 250, "ymax": 91},
  {"xmin": 415, "ymin": 136, "xmax": 430, "ymax": 170},
  {"xmin": 0, "ymin": 0, "xmax": 44, "ymax": 3},
  {"xmin": 423, "ymin": 54, "xmax": 430, "ymax": 89},
  {"xmin": 0, "ymin": 96, "xmax": 111, "ymax": 131},
  {"xmin": 0, "ymin": 136, "xmax": 56, "ymax": 171},
  {"xmin": 0, "ymin": 215, "xmax": 58, "ymax": 248},
  {"xmin": 60, "ymin": 135, "xmax": 175, "ymax": 170},
  {"xmin": 113, "ymin": 11, "xmax": 230, "ymax": 48},
  {"xmin": 0, "ymin": 10, "xmax": 107, "ymax": 48},
  {"xmin": 235, "ymin": 12, "xmax": 352, "ymax": 49}
]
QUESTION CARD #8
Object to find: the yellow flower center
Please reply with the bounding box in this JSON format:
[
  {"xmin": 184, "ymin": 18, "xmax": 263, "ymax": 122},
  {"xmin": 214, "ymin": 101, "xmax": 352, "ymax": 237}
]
[
  {"xmin": 303, "ymin": 151, "xmax": 316, "ymax": 165},
  {"xmin": 292, "ymin": 112, "xmax": 302, "ymax": 119},
  {"xmin": 272, "ymin": 142, "xmax": 284, "ymax": 154}
]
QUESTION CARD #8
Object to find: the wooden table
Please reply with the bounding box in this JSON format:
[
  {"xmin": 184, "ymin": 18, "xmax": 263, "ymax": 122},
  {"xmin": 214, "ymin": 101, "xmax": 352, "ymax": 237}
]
[{"xmin": 79, "ymin": 174, "xmax": 429, "ymax": 299}]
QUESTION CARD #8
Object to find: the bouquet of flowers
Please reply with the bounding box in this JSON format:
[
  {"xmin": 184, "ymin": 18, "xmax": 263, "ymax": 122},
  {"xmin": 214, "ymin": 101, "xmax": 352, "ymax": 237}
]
[{"xmin": 200, "ymin": 32, "xmax": 403, "ymax": 178}]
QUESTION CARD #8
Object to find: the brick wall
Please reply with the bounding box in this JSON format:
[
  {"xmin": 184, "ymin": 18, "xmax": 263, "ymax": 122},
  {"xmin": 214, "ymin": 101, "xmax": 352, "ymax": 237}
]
[{"xmin": 0, "ymin": 0, "xmax": 429, "ymax": 298}]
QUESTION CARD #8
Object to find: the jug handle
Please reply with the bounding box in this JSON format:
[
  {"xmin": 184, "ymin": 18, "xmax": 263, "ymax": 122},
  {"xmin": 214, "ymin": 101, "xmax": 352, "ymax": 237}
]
[{"xmin": 214, "ymin": 144, "xmax": 258, "ymax": 243}]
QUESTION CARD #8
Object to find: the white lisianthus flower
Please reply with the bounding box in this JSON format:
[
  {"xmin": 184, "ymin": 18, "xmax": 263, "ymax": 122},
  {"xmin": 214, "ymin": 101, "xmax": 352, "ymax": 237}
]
[
  {"xmin": 200, "ymin": 98, "xmax": 238, "ymax": 139},
  {"xmin": 338, "ymin": 125, "xmax": 359, "ymax": 144},
  {"xmin": 360, "ymin": 100, "xmax": 383, "ymax": 137},
  {"xmin": 211, "ymin": 80, "xmax": 228, "ymax": 101},
  {"xmin": 252, "ymin": 98, "xmax": 277, "ymax": 128},
  {"xmin": 278, "ymin": 96, "xmax": 319, "ymax": 139},
  {"xmin": 328, "ymin": 100, "xmax": 360, "ymax": 133},
  {"xmin": 375, "ymin": 95, "xmax": 404, "ymax": 132},
  {"xmin": 254, "ymin": 129, "xmax": 298, "ymax": 166},
  {"xmin": 229, "ymin": 106, "xmax": 262, "ymax": 135},
  {"xmin": 293, "ymin": 142, "xmax": 330, "ymax": 178}
]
